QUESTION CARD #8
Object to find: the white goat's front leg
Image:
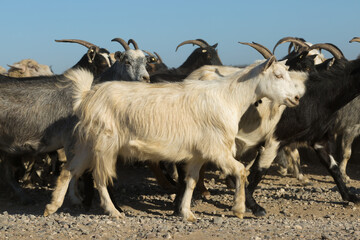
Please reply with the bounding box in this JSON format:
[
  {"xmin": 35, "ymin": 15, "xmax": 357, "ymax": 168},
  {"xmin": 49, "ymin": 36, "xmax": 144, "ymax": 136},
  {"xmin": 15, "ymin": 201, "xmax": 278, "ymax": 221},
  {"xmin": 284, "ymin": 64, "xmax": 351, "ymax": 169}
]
[
  {"xmin": 178, "ymin": 160, "xmax": 204, "ymax": 222},
  {"xmin": 96, "ymin": 182, "xmax": 124, "ymax": 219},
  {"xmin": 223, "ymin": 159, "xmax": 246, "ymax": 219}
]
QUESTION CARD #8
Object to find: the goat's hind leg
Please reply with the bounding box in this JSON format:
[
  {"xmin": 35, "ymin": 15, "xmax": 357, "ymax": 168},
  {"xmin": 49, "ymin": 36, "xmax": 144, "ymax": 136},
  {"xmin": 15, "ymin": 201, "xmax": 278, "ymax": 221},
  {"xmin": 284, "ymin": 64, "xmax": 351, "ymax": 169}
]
[
  {"xmin": 313, "ymin": 140, "xmax": 360, "ymax": 203},
  {"xmin": 44, "ymin": 144, "xmax": 90, "ymax": 216},
  {"xmin": 91, "ymin": 145, "xmax": 123, "ymax": 218},
  {"xmin": 1, "ymin": 156, "xmax": 34, "ymax": 205},
  {"xmin": 218, "ymin": 156, "xmax": 246, "ymax": 219},
  {"xmin": 177, "ymin": 160, "xmax": 204, "ymax": 222},
  {"xmin": 339, "ymin": 128, "xmax": 358, "ymax": 183}
]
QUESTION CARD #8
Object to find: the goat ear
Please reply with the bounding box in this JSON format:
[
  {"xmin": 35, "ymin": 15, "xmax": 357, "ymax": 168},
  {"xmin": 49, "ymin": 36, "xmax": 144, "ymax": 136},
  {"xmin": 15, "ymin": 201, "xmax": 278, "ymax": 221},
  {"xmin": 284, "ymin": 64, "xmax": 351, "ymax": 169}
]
[
  {"xmin": 114, "ymin": 51, "xmax": 124, "ymax": 61},
  {"xmin": 87, "ymin": 46, "xmax": 97, "ymax": 63},
  {"xmin": 262, "ymin": 55, "xmax": 276, "ymax": 71},
  {"xmin": 212, "ymin": 43, "xmax": 218, "ymax": 49},
  {"xmin": 326, "ymin": 58, "xmax": 336, "ymax": 69}
]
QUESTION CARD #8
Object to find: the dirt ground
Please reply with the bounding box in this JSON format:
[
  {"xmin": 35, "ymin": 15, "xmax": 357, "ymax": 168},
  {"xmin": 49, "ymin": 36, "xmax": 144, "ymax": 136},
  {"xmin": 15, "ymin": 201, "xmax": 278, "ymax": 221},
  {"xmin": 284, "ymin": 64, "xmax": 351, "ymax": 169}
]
[{"xmin": 1, "ymin": 148, "xmax": 360, "ymax": 239}]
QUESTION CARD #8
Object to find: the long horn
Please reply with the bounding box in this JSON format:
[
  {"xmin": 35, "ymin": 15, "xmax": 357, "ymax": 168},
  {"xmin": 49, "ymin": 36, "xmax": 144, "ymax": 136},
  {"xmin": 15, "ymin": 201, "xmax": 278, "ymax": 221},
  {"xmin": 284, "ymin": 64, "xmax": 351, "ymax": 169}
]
[
  {"xmin": 288, "ymin": 38, "xmax": 307, "ymax": 54},
  {"xmin": 272, "ymin": 37, "xmax": 309, "ymax": 54},
  {"xmin": 154, "ymin": 52, "xmax": 163, "ymax": 63},
  {"xmin": 143, "ymin": 50, "xmax": 155, "ymax": 57},
  {"xmin": 350, "ymin": 37, "xmax": 360, "ymax": 43},
  {"xmin": 176, "ymin": 40, "xmax": 208, "ymax": 51},
  {"xmin": 309, "ymin": 43, "xmax": 344, "ymax": 60},
  {"xmin": 196, "ymin": 39, "xmax": 210, "ymax": 46},
  {"xmin": 112, "ymin": 38, "xmax": 130, "ymax": 51},
  {"xmin": 55, "ymin": 39, "xmax": 98, "ymax": 50},
  {"xmin": 128, "ymin": 39, "xmax": 139, "ymax": 49},
  {"xmin": 238, "ymin": 42, "xmax": 273, "ymax": 59}
]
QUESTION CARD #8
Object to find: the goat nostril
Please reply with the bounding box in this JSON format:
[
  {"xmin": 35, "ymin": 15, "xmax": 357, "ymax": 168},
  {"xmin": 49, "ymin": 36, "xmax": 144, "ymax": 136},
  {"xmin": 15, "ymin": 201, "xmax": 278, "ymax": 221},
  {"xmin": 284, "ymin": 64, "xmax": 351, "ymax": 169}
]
[{"xmin": 295, "ymin": 95, "xmax": 300, "ymax": 101}]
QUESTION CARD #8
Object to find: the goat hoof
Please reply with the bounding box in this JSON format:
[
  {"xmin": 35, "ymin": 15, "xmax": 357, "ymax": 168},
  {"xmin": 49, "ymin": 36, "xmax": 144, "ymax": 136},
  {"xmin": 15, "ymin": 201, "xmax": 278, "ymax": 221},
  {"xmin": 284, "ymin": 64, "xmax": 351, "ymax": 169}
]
[
  {"xmin": 349, "ymin": 194, "xmax": 360, "ymax": 204},
  {"xmin": 186, "ymin": 212, "xmax": 197, "ymax": 222},
  {"xmin": 44, "ymin": 205, "xmax": 55, "ymax": 217},
  {"xmin": 233, "ymin": 210, "xmax": 244, "ymax": 219},
  {"xmin": 252, "ymin": 206, "xmax": 267, "ymax": 217},
  {"xmin": 109, "ymin": 211, "xmax": 125, "ymax": 219},
  {"xmin": 178, "ymin": 210, "xmax": 197, "ymax": 222}
]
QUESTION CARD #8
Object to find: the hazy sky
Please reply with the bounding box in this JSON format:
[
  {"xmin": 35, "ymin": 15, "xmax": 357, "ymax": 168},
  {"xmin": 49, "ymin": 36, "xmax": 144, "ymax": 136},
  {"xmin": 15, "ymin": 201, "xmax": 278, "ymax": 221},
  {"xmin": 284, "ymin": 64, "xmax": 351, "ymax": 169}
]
[{"xmin": 1, "ymin": 0, "xmax": 359, "ymax": 74}]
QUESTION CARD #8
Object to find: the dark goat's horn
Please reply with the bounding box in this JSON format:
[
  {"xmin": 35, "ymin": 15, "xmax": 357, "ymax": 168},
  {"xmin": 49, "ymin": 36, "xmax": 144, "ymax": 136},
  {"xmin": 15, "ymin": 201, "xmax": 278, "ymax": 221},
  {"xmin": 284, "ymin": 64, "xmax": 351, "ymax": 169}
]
[
  {"xmin": 350, "ymin": 37, "xmax": 360, "ymax": 43},
  {"xmin": 176, "ymin": 40, "xmax": 208, "ymax": 51},
  {"xmin": 239, "ymin": 42, "xmax": 273, "ymax": 59},
  {"xmin": 112, "ymin": 38, "xmax": 130, "ymax": 51},
  {"xmin": 55, "ymin": 39, "xmax": 99, "ymax": 51},
  {"xmin": 143, "ymin": 50, "xmax": 155, "ymax": 57},
  {"xmin": 272, "ymin": 37, "xmax": 309, "ymax": 54},
  {"xmin": 309, "ymin": 43, "xmax": 344, "ymax": 60},
  {"xmin": 128, "ymin": 39, "xmax": 139, "ymax": 49},
  {"xmin": 195, "ymin": 39, "xmax": 210, "ymax": 46},
  {"xmin": 154, "ymin": 52, "xmax": 163, "ymax": 63}
]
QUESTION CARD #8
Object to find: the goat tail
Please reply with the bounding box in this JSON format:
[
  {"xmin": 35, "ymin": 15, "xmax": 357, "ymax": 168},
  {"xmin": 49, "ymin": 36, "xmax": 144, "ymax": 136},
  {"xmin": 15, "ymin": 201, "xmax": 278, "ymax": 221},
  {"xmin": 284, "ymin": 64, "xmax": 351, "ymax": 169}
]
[{"xmin": 64, "ymin": 68, "xmax": 94, "ymax": 113}]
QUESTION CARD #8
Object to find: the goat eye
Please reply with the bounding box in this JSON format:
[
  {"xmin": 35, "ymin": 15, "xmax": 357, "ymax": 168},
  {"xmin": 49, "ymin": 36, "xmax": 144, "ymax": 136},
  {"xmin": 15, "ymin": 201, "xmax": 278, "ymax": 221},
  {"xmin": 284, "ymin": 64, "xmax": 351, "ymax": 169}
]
[
  {"xmin": 275, "ymin": 73, "xmax": 283, "ymax": 79},
  {"xmin": 125, "ymin": 60, "xmax": 131, "ymax": 65},
  {"xmin": 202, "ymin": 49, "xmax": 207, "ymax": 53}
]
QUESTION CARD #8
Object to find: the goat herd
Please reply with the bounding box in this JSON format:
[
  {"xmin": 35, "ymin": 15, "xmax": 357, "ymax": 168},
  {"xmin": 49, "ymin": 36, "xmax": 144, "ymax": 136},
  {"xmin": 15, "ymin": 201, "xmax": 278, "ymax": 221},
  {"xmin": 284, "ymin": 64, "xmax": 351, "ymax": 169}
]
[{"xmin": 1, "ymin": 37, "xmax": 360, "ymax": 222}]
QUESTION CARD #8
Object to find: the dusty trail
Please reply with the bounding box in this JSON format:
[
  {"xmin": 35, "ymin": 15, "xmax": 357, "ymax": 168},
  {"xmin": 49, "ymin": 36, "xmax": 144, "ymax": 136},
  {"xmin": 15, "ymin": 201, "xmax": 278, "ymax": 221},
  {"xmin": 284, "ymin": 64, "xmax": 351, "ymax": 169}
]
[{"xmin": 1, "ymin": 152, "xmax": 360, "ymax": 240}]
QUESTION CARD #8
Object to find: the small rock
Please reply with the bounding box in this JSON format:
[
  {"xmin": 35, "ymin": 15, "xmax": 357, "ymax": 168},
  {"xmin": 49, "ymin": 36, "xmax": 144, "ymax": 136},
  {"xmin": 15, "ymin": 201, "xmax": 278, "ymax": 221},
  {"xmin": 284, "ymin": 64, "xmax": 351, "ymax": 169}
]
[
  {"xmin": 294, "ymin": 225, "xmax": 303, "ymax": 230},
  {"xmin": 213, "ymin": 217, "xmax": 223, "ymax": 225}
]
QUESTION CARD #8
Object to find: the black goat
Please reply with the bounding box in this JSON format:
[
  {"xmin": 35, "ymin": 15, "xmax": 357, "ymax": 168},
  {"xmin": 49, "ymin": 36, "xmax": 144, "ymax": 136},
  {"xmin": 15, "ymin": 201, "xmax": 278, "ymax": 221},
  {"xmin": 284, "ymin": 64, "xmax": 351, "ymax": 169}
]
[
  {"xmin": 150, "ymin": 39, "xmax": 222, "ymax": 83},
  {"xmin": 245, "ymin": 45, "xmax": 360, "ymax": 217},
  {"xmin": 143, "ymin": 50, "xmax": 168, "ymax": 74},
  {"xmin": 277, "ymin": 38, "xmax": 360, "ymax": 184}
]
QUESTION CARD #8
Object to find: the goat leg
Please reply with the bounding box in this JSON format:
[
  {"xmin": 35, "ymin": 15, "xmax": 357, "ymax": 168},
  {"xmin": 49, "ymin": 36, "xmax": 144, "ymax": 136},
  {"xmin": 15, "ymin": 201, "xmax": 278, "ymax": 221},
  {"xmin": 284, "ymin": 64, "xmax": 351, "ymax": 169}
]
[{"xmin": 313, "ymin": 141, "xmax": 360, "ymax": 203}]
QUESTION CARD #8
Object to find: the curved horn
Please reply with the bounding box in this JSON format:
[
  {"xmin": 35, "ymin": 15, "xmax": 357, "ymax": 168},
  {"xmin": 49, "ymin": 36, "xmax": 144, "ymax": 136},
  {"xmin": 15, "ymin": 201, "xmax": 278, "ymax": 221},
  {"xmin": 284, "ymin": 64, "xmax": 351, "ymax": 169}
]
[
  {"xmin": 111, "ymin": 38, "xmax": 130, "ymax": 51},
  {"xmin": 55, "ymin": 39, "xmax": 99, "ymax": 50},
  {"xmin": 272, "ymin": 37, "xmax": 309, "ymax": 54},
  {"xmin": 195, "ymin": 39, "xmax": 210, "ymax": 46},
  {"xmin": 128, "ymin": 39, "xmax": 139, "ymax": 49},
  {"xmin": 238, "ymin": 42, "xmax": 273, "ymax": 59},
  {"xmin": 288, "ymin": 37, "xmax": 307, "ymax": 54},
  {"xmin": 154, "ymin": 52, "xmax": 163, "ymax": 63},
  {"xmin": 143, "ymin": 50, "xmax": 155, "ymax": 57},
  {"xmin": 309, "ymin": 43, "xmax": 344, "ymax": 60},
  {"xmin": 176, "ymin": 40, "xmax": 208, "ymax": 51},
  {"xmin": 350, "ymin": 37, "xmax": 360, "ymax": 43}
]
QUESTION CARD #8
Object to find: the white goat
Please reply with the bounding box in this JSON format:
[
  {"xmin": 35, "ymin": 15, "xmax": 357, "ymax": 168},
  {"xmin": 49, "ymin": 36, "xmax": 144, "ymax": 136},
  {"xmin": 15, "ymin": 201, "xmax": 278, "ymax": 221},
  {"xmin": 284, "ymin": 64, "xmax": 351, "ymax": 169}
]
[
  {"xmin": 44, "ymin": 56, "xmax": 302, "ymax": 221},
  {"xmin": 185, "ymin": 64, "xmax": 307, "ymax": 195},
  {"xmin": 7, "ymin": 59, "xmax": 53, "ymax": 77}
]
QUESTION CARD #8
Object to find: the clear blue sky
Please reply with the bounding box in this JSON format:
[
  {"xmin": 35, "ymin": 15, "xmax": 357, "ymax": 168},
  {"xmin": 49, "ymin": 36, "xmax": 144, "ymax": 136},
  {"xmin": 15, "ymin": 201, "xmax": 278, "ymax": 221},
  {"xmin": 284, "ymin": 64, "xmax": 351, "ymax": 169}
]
[{"xmin": 1, "ymin": 0, "xmax": 359, "ymax": 74}]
